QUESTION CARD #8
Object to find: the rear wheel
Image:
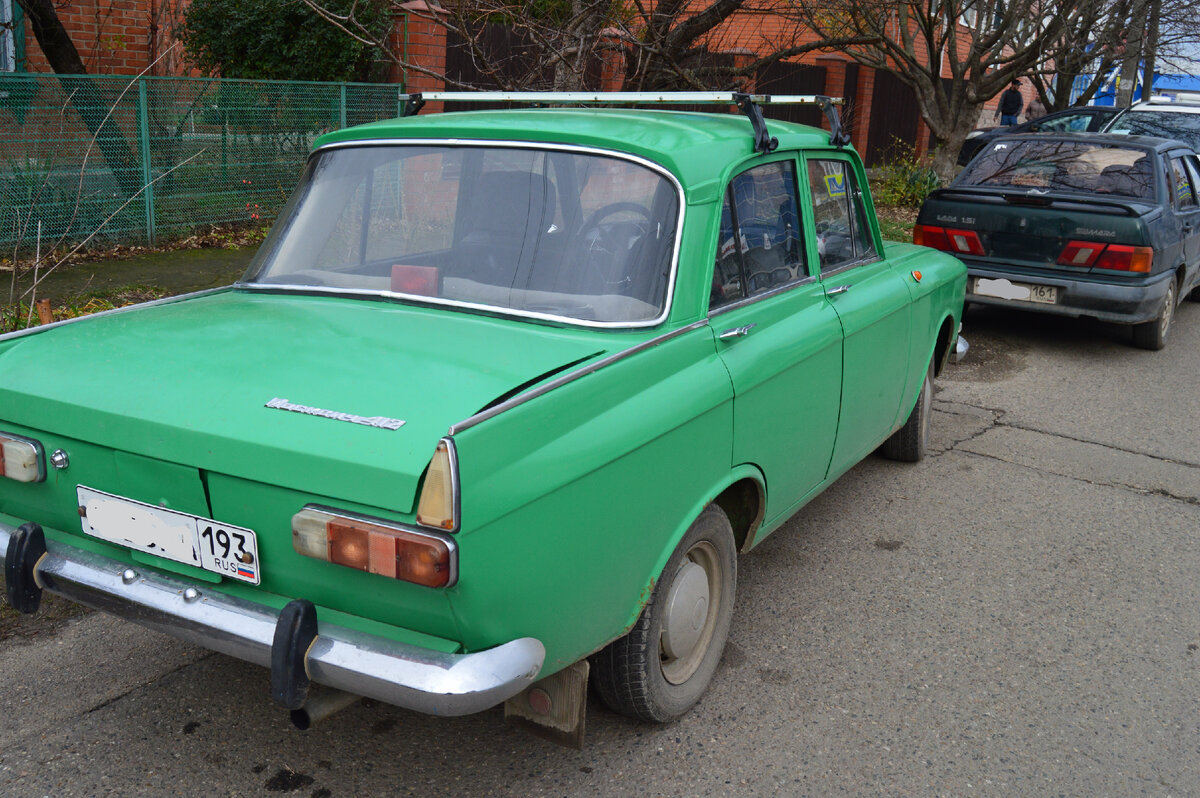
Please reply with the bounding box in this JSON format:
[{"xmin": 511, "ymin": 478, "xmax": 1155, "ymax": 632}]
[
  {"xmin": 1131, "ymin": 277, "xmax": 1177, "ymax": 351},
  {"xmin": 881, "ymin": 360, "xmax": 933, "ymax": 462},
  {"xmin": 591, "ymin": 504, "xmax": 736, "ymax": 723}
]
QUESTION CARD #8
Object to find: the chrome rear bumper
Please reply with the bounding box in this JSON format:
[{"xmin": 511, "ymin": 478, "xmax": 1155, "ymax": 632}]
[{"xmin": 0, "ymin": 523, "xmax": 544, "ymax": 717}]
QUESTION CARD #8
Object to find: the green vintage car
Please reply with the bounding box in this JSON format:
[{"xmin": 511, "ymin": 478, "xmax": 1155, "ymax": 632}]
[{"xmin": 0, "ymin": 93, "xmax": 965, "ymax": 739}]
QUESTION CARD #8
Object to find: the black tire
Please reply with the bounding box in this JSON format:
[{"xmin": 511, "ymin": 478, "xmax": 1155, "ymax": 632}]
[
  {"xmin": 1187, "ymin": 284, "xmax": 1200, "ymax": 302},
  {"xmin": 591, "ymin": 504, "xmax": 736, "ymax": 723},
  {"xmin": 1131, "ymin": 277, "xmax": 1177, "ymax": 351},
  {"xmin": 881, "ymin": 360, "xmax": 933, "ymax": 462}
]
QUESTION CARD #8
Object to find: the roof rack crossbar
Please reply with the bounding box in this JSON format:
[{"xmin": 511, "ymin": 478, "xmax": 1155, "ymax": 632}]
[{"xmin": 401, "ymin": 91, "xmax": 847, "ymax": 150}]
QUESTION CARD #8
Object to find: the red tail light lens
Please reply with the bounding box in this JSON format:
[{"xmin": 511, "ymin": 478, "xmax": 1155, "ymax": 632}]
[
  {"xmin": 1058, "ymin": 241, "xmax": 1152, "ymax": 273},
  {"xmin": 944, "ymin": 228, "xmax": 986, "ymax": 256},
  {"xmin": 1057, "ymin": 241, "xmax": 1104, "ymax": 267},
  {"xmin": 1094, "ymin": 244, "xmax": 1153, "ymax": 273},
  {"xmin": 914, "ymin": 225, "xmax": 950, "ymax": 250},
  {"xmin": 292, "ymin": 507, "xmax": 456, "ymax": 588},
  {"xmin": 915, "ymin": 225, "xmax": 984, "ymax": 255}
]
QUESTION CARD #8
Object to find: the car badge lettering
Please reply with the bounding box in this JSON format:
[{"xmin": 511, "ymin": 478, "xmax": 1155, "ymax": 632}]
[{"xmin": 265, "ymin": 398, "xmax": 406, "ymax": 430}]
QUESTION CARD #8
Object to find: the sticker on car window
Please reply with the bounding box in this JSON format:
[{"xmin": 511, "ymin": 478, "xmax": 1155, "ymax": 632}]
[{"xmin": 824, "ymin": 173, "xmax": 847, "ymax": 198}]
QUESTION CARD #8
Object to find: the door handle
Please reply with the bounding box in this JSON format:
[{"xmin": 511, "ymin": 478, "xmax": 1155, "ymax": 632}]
[
  {"xmin": 718, "ymin": 323, "xmax": 757, "ymax": 339},
  {"xmin": 826, "ymin": 284, "xmax": 852, "ymax": 296}
]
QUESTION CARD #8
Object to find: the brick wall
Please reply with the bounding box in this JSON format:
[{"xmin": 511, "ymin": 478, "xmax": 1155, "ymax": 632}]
[{"xmin": 19, "ymin": 0, "xmax": 190, "ymax": 76}]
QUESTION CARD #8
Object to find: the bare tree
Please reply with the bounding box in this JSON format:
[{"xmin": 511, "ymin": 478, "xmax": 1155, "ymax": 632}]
[
  {"xmin": 302, "ymin": 0, "xmax": 875, "ymax": 93},
  {"xmin": 786, "ymin": 0, "xmax": 1089, "ymax": 179}
]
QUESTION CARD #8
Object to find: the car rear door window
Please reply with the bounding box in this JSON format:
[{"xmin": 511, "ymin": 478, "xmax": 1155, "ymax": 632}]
[
  {"xmin": 1170, "ymin": 156, "xmax": 1197, "ymax": 207},
  {"xmin": 710, "ymin": 160, "xmax": 806, "ymax": 310},
  {"xmin": 806, "ymin": 159, "xmax": 877, "ymax": 272}
]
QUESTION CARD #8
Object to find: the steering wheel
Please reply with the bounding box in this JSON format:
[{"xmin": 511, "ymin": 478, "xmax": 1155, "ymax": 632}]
[{"xmin": 575, "ymin": 202, "xmax": 654, "ymax": 290}]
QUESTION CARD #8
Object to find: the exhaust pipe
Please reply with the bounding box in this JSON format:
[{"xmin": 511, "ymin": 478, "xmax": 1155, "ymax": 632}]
[{"xmin": 290, "ymin": 687, "xmax": 362, "ymax": 730}]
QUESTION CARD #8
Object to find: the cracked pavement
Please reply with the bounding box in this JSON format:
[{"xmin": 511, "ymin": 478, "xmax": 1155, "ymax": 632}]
[{"xmin": 1, "ymin": 302, "xmax": 1198, "ymax": 796}]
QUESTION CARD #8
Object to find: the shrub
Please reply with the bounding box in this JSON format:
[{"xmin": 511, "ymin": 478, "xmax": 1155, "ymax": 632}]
[{"xmin": 876, "ymin": 140, "xmax": 940, "ymax": 209}]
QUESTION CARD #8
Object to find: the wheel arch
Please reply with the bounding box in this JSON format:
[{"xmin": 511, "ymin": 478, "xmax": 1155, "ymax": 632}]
[
  {"xmin": 932, "ymin": 312, "xmax": 957, "ymax": 378},
  {"xmin": 617, "ymin": 465, "xmax": 764, "ymax": 634}
]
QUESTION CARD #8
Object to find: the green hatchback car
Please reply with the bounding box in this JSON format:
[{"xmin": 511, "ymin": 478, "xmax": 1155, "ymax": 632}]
[{"xmin": 0, "ymin": 93, "xmax": 965, "ymax": 738}]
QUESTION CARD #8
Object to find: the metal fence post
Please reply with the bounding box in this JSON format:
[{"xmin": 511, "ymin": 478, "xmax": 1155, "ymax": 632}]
[
  {"xmin": 340, "ymin": 84, "xmax": 347, "ymax": 129},
  {"xmin": 136, "ymin": 78, "xmax": 156, "ymax": 246}
]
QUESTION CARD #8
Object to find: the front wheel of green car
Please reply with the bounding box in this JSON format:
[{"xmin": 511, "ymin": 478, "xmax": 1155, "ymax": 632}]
[
  {"xmin": 881, "ymin": 360, "xmax": 933, "ymax": 462},
  {"xmin": 1131, "ymin": 277, "xmax": 1177, "ymax": 351},
  {"xmin": 591, "ymin": 504, "xmax": 736, "ymax": 723}
]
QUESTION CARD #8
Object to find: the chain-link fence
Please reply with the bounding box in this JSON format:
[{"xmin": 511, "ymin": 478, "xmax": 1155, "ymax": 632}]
[{"xmin": 1, "ymin": 74, "xmax": 406, "ymax": 256}]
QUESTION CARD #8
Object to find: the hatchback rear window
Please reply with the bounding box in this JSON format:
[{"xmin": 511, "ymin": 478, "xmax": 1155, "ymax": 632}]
[{"xmin": 957, "ymin": 139, "xmax": 1155, "ymax": 199}]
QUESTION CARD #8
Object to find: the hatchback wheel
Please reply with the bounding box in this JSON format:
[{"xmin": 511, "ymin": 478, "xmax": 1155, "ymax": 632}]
[{"xmin": 1131, "ymin": 277, "xmax": 1176, "ymax": 351}]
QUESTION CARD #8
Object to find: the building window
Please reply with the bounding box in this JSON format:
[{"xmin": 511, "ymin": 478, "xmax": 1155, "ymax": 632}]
[{"xmin": 0, "ymin": 0, "xmax": 16, "ymax": 72}]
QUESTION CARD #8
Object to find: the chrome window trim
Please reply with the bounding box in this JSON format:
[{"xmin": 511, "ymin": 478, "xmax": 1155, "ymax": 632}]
[
  {"xmin": 448, "ymin": 319, "xmax": 710, "ymax": 436},
  {"xmin": 245, "ymin": 139, "xmax": 686, "ymax": 330},
  {"xmin": 707, "ymin": 274, "xmax": 819, "ymax": 318},
  {"xmin": 0, "ymin": 287, "xmax": 230, "ymax": 344},
  {"xmin": 303, "ymin": 503, "xmax": 459, "ymax": 587},
  {"xmin": 819, "ymin": 254, "xmax": 882, "ymax": 279}
]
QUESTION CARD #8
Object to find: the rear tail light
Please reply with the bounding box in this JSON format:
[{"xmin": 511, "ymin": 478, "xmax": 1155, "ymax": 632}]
[
  {"xmin": 914, "ymin": 225, "xmax": 985, "ymax": 255},
  {"xmin": 1057, "ymin": 242, "xmax": 1152, "ymax": 273},
  {"xmin": 914, "ymin": 224, "xmax": 950, "ymax": 250},
  {"xmin": 292, "ymin": 506, "xmax": 456, "ymax": 588},
  {"xmin": 416, "ymin": 438, "xmax": 458, "ymax": 532},
  {"xmin": 0, "ymin": 433, "xmax": 44, "ymax": 483},
  {"xmin": 1094, "ymin": 244, "xmax": 1153, "ymax": 273}
]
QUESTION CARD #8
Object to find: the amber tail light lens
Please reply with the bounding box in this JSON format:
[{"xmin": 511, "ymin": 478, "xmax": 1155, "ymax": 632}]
[
  {"xmin": 416, "ymin": 438, "xmax": 458, "ymax": 532},
  {"xmin": 0, "ymin": 433, "xmax": 45, "ymax": 483},
  {"xmin": 292, "ymin": 507, "xmax": 456, "ymax": 588}
]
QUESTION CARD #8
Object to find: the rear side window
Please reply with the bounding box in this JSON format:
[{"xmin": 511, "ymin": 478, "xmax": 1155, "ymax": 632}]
[
  {"xmin": 806, "ymin": 159, "xmax": 877, "ymax": 272},
  {"xmin": 710, "ymin": 160, "xmax": 806, "ymax": 311},
  {"xmin": 1169, "ymin": 156, "xmax": 1197, "ymax": 207}
]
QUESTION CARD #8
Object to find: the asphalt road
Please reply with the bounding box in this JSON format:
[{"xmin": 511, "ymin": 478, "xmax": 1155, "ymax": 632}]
[{"xmin": 2, "ymin": 302, "xmax": 1198, "ymax": 797}]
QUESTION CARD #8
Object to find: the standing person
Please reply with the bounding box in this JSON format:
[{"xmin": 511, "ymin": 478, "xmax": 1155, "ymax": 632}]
[
  {"xmin": 1025, "ymin": 94, "xmax": 1046, "ymax": 121},
  {"xmin": 995, "ymin": 81, "xmax": 1024, "ymax": 126}
]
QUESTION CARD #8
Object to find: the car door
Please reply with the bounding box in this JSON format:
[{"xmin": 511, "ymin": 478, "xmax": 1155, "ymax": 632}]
[
  {"xmin": 710, "ymin": 157, "xmax": 844, "ymax": 527},
  {"xmin": 803, "ymin": 154, "xmax": 913, "ymax": 476},
  {"xmin": 1174, "ymin": 154, "xmax": 1200, "ymax": 293}
]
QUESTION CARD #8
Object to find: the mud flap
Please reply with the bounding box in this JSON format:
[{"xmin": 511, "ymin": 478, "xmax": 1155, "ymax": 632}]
[
  {"xmin": 5, "ymin": 522, "xmax": 46, "ymax": 614},
  {"xmin": 271, "ymin": 599, "xmax": 318, "ymax": 710},
  {"xmin": 504, "ymin": 659, "xmax": 589, "ymax": 749}
]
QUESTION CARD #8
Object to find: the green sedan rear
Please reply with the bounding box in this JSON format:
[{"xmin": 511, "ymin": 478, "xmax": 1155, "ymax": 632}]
[{"xmin": 1, "ymin": 94, "xmax": 964, "ymax": 738}]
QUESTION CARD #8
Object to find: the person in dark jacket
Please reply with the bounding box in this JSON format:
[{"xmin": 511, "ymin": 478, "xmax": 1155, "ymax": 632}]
[{"xmin": 995, "ymin": 81, "xmax": 1024, "ymax": 126}]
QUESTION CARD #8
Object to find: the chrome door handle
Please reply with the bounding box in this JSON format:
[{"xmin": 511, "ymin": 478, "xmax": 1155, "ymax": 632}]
[
  {"xmin": 718, "ymin": 323, "xmax": 757, "ymax": 339},
  {"xmin": 826, "ymin": 284, "xmax": 851, "ymax": 296}
]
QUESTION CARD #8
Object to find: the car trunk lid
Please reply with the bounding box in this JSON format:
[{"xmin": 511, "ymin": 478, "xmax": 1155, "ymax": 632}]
[{"xmin": 0, "ymin": 290, "xmax": 610, "ymax": 514}]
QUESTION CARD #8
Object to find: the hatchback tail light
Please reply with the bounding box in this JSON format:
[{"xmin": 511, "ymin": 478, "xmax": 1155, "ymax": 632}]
[
  {"xmin": 0, "ymin": 433, "xmax": 44, "ymax": 483},
  {"xmin": 416, "ymin": 438, "xmax": 458, "ymax": 532},
  {"xmin": 914, "ymin": 225, "xmax": 985, "ymax": 256},
  {"xmin": 1057, "ymin": 242, "xmax": 1152, "ymax": 273},
  {"xmin": 292, "ymin": 506, "xmax": 456, "ymax": 588}
]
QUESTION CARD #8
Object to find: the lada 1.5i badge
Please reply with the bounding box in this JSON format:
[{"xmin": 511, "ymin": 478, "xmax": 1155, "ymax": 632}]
[{"xmin": 0, "ymin": 92, "xmax": 966, "ymax": 745}]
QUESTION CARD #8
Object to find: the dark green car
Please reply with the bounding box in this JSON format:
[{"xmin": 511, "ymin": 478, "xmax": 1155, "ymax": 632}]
[
  {"xmin": 0, "ymin": 93, "xmax": 965, "ymax": 740},
  {"xmin": 920, "ymin": 133, "xmax": 1200, "ymax": 349}
]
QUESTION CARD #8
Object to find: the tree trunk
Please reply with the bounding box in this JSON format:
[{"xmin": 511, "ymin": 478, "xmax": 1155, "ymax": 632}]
[
  {"xmin": 1142, "ymin": 0, "xmax": 1161, "ymax": 99},
  {"xmin": 15, "ymin": 0, "xmax": 143, "ymax": 200},
  {"xmin": 1116, "ymin": 0, "xmax": 1148, "ymax": 106}
]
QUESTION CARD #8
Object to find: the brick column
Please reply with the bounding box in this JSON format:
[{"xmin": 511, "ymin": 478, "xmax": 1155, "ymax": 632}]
[
  {"xmin": 396, "ymin": 0, "xmax": 447, "ymax": 105},
  {"xmin": 597, "ymin": 28, "xmax": 626, "ymax": 91}
]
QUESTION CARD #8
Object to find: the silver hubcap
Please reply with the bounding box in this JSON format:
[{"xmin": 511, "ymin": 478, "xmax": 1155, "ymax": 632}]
[
  {"xmin": 660, "ymin": 541, "xmax": 721, "ymax": 685},
  {"xmin": 1161, "ymin": 282, "xmax": 1176, "ymax": 339}
]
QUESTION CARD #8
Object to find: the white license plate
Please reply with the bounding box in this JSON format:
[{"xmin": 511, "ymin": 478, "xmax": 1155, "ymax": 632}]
[
  {"xmin": 974, "ymin": 277, "xmax": 1058, "ymax": 304},
  {"xmin": 77, "ymin": 486, "xmax": 260, "ymax": 585}
]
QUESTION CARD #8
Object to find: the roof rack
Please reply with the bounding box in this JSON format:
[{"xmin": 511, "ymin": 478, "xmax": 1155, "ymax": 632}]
[{"xmin": 401, "ymin": 91, "xmax": 849, "ymax": 153}]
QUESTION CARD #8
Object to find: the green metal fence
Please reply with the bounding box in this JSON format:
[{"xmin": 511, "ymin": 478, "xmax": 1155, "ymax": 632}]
[{"xmin": 1, "ymin": 74, "xmax": 407, "ymax": 256}]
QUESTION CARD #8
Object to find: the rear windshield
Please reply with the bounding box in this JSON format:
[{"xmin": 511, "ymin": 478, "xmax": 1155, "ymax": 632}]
[
  {"xmin": 956, "ymin": 139, "xmax": 1156, "ymax": 199},
  {"xmin": 1106, "ymin": 110, "xmax": 1200, "ymax": 150},
  {"xmin": 243, "ymin": 144, "xmax": 681, "ymax": 326}
]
